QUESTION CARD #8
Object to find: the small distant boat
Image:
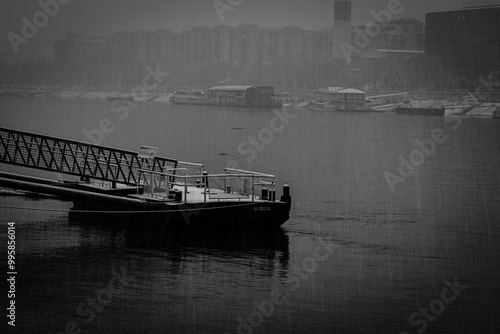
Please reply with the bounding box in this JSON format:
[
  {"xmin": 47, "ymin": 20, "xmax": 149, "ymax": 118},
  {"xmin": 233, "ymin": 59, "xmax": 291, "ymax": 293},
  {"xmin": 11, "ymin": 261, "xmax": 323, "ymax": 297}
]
[
  {"xmin": 171, "ymin": 90, "xmax": 209, "ymax": 105},
  {"xmin": 369, "ymin": 103, "xmax": 399, "ymax": 113},
  {"xmin": 308, "ymin": 101, "xmax": 335, "ymax": 111},
  {"xmin": 395, "ymin": 97, "xmax": 445, "ymax": 116},
  {"xmin": 309, "ymin": 88, "xmax": 371, "ymax": 112},
  {"xmin": 308, "ymin": 100, "xmax": 371, "ymax": 112},
  {"xmin": 395, "ymin": 105, "xmax": 445, "ymax": 116}
]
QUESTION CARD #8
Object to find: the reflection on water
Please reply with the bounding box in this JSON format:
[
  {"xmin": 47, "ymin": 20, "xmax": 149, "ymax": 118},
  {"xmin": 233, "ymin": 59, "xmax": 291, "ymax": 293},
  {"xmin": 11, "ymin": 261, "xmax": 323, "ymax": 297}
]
[
  {"xmin": 5, "ymin": 198, "xmax": 291, "ymax": 334},
  {"xmin": 68, "ymin": 208, "xmax": 290, "ymax": 267}
]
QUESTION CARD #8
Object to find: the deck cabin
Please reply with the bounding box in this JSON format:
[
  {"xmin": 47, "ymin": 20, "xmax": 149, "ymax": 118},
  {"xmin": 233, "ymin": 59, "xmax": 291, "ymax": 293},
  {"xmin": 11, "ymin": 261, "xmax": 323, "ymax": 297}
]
[{"xmin": 313, "ymin": 88, "xmax": 368, "ymax": 111}]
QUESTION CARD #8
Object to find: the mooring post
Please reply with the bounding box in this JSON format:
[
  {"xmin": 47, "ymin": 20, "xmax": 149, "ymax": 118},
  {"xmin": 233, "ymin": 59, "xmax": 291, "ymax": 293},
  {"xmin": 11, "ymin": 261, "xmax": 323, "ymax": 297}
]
[
  {"xmin": 251, "ymin": 175, "xmax": 254, "ymax": 202},
  {"xmin": 202, "ymin": 171, "xmax": 208, "ymax": 188},
  {"xmin": 164, "ymin": 170, "xmax": 169, "ymax": 198},
  {"xmin": 204, "ymin": 177, "xmax": 207, "ymax": 203},
  {"xmin": 203, "ymin": 171, "xmax": 208, "ymax": 202},
  {"xmin": 184, "ymin": 175, "xmax": 187, "ymax": 203}
]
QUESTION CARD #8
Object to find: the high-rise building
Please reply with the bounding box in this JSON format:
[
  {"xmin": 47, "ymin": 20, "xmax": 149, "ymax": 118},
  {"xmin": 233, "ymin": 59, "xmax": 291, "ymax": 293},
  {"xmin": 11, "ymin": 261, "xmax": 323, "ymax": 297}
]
[
  {"xmin": 181, "ymin": 27, "xmax": 213, "ymax": 68},
  {"xmin": 282, "ymin": 26, "xmax": 303, "ymax": 65},
  {"xmin": 302, "ymin": 30, "xmax": 329, "ymax": 65},
  {"xmin": 54, "ymin": 33, "xmax": 107, "ymax": 64},
  {"xmin": 56, "ymin": 18, "xmax": 409, "ymax": 88},
  {"xmin": 213, "ymin": 25, "xmax": 233, "ymax": 63},
  {"xmin": 258, "ymin": 28, "xmax": 281, "ymax": 65},
  {"xmin": 153, "ymin": 29, "xmax": 175, "ymax": 62},
  {"xmin": 232, "ymin": 24, "xmax": 259, "ymax": 67},
  {"xmin": 332, "ymin": 0, "xmax": 352, "ymax": 62},
  {"xmin": 108, "ymin": 31, "xmax": 151, "ymax": 63},
  {"xmin": 357, "ymin": 18, "xmax": 425, "ymax": 51},
  {"xmin": 426, "ymin": 6, "xmax": 500, "ymax": 86}
]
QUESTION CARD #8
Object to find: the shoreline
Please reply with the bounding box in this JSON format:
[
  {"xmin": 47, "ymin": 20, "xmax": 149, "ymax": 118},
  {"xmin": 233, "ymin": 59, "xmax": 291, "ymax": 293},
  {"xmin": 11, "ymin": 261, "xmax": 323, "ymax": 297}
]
[
  {"xmin": 0, "ymin": 86, "xmax": 174, "ymax": 103},
  {"xmin": 1, "ymin": 85, "xmax": 498, "ymax": 118}
]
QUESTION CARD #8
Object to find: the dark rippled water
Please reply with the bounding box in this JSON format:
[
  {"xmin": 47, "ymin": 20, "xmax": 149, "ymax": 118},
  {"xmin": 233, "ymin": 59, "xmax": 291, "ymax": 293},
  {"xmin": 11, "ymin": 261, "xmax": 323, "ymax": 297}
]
[{"xmin": 1, "ymin": 97, "xmax": 499, "ymax": 333}]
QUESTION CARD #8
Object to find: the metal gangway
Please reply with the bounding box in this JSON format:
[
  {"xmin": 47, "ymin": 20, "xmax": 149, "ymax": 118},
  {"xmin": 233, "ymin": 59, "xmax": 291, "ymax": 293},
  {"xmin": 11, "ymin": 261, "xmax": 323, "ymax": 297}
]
[{"xmin": 0, "ymin": 127, "xmax": 178, "ymax": 190}]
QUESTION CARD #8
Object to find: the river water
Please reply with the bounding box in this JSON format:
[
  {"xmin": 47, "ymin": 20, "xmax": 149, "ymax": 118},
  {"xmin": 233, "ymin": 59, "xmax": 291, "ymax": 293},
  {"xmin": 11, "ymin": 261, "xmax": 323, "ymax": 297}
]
[{"xmin": 1, "ymin": 96, "xmax": 499, "ymax": 333}]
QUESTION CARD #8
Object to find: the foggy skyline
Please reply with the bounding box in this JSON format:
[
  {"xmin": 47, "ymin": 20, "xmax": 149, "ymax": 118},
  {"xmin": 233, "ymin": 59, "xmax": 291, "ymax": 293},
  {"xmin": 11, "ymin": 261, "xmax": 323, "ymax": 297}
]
[{"xmin": 1, "ymin": 0, "xmax": 461, "ymax": 61}]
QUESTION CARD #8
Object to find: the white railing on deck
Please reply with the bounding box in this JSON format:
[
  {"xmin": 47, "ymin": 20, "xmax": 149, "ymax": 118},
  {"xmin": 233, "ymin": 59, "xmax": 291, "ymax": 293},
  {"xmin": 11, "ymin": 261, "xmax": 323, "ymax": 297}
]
[{"xmin": 137, "ymin": 166, "xmax": 275, "ymax": 203}]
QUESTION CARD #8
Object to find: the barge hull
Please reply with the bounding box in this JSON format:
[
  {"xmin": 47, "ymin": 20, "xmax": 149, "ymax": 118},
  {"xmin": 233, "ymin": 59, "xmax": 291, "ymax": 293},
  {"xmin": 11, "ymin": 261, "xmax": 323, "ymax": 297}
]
[
  {"xmin": 71, "ymin": 200, "xmax": 291, "ymax": 230},
  {"xmin": 0, "ymin": 174, "xmax": 290, "ymax": 230},
  {"xmin": 396, "ymin": 107, "xmax": 445, "ymax": 116}
]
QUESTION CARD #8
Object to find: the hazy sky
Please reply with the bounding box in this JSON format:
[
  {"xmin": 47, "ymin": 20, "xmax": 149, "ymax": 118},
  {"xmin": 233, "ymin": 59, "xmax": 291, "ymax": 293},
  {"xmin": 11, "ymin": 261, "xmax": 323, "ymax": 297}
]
[{"xmin": 0, "ymin": 0, "xmax": 461, "ymax": 61}]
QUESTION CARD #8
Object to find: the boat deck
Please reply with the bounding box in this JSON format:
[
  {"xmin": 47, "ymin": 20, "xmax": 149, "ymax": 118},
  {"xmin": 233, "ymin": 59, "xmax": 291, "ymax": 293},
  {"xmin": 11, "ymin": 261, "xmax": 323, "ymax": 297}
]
[{"xmin": 128, "ymin": 185, "xmax": 260, "ymax": 203}]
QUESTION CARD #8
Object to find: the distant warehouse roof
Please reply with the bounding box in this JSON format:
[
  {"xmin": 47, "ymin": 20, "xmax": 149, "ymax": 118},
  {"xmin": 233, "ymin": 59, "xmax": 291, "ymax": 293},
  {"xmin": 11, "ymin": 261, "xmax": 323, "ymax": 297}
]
[{"xmin": 209, "ymin": 86, "xmax": 253, "ymax": 91}]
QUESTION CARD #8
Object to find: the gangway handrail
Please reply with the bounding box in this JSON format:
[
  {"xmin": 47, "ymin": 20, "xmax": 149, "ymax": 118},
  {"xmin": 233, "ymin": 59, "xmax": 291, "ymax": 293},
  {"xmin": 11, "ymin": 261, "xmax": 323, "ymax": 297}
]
[
  {"xmin": 0, "ymin": 127, "xmax": 177, "ymax": 187},
  {"xmin": 139, "ymin": 169, "xmax": 276, "ymax": 185},
  {"xmin": 177, "ymin": 161, "xmax": 204, "ymax": 168},
  {"xmin": 223, "ymin": 168, "xmax": 275, "ymax": 178},
  {"xmin": 141, "ymin": 169, "xmax": 275, "ymax": 180},
  {"xmin": 0, "ymin": 127, "xmax": 178, "ymax": 161}
]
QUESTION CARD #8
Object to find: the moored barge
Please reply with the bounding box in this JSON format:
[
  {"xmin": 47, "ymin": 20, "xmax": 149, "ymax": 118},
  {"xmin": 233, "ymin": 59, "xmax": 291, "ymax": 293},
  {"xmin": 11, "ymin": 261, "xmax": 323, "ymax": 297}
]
[
  {"xmin": 395, "ymin": 106, "xmax": 445, "ymax": 116},
  {"xmin": 0, "ymin": 127, "xmax": 291, "ymax": 230},
  {"xmin": 395, "ymin": 97, "xmax": 446, "ymax": 116},
  {"xmin": 171, "ymin": 85, "xmax": 282, "ymax": 109},
  {"xmin": 309, "ymin": 88, "xmax": 371, "ymax": 112}
]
